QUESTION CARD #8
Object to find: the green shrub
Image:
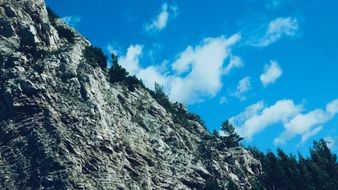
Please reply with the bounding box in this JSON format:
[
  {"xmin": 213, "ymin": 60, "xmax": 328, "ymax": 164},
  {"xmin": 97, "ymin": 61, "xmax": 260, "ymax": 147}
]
[
  {"xmin": 84, "ymin": 46, "xmax": 107, "ymax": 69},
  {"xmin": 108, "ymin": 53, "xmax": 144, "ymax": 91},
  {"xmin": 153, "ymin": 83, "xmax": 173, "ymax": 111},
  {"xmin": 220, "ymin": 120, "xmax": 243, "ymax": 147},
  {"xmin": 109, "ymin": 62, "xmax": 128, "ymax": 82},
  {"xmin": 187, "ymin": 113, "xmax": 206, "ymax": 129},
  {"xmin": 125, "ymin": 75, "xmax": 142, "ymax": 91}
]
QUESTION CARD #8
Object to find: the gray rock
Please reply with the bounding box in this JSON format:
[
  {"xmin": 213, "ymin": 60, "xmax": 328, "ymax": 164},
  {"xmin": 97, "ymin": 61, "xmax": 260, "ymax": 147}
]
[{"xmin": 0, "ymin": 0, "xmax": 262, "ymax": 189}]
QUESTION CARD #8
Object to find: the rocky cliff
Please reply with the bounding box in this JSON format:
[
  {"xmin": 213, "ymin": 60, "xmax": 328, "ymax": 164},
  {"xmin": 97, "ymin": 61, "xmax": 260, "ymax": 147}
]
[{"xmin": 0, "ymin": 0, "xmax": 261, "ymax": 189}]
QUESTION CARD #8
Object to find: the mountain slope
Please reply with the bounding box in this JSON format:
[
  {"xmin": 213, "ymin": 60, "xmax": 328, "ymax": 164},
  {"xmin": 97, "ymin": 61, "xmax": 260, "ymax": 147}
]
[{"xmin": 0, "ymin": 0, "xmax": 261, "ymax": 189}]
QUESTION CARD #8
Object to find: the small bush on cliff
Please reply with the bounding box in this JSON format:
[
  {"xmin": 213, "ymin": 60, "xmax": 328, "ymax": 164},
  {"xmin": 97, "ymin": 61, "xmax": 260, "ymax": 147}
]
[
  {"xmin": 187, "ymin": 113, "xmax": 206, "ymax": 128},
  {"xmin": 125, "ymin": 75, "xmax": 142, "ymax": 91},
  {"xmin": 153, "ymin": 83, "xmax": 173, "ymax": 111},
  {"xmin": 220, "ymin": 120, "xmax": 243, "ymax": 147},
  {"xmin": 109, "ymin": 54, "xmax": 128, "ymax": 82},
  {"xmin": 56, "ymin": 25, "xmax": 75, "ymax": 43},
  {"xmin": 84, "ymin": 46, "xmax": 107, "ymax": 69},
  {"xmin": 109, "ymin": 53, "xmax": 143, "ymax": 91}
]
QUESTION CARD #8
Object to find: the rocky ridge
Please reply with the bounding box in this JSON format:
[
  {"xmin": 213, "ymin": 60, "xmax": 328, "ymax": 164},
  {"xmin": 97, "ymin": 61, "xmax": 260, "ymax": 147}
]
[{"xmin": 0, "ymin": 0, "xmax": 262, "ymax": 189}]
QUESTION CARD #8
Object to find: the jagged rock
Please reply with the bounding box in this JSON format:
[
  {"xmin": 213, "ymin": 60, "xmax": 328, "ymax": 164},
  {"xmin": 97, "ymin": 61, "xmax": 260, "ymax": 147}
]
[{"xmin": 0, "ymin": 0, "xmax": 262, "ymax": 189}]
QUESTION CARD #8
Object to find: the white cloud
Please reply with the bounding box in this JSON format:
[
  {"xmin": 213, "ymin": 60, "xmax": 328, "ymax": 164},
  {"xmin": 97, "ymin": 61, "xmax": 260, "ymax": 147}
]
[
  {"xmin": 113, "ymin": 34, "xmax": 242, "ymax": 104},
  {"xmin": 231, "ymin": 76, "xmax": 252, "ymax": 101},
  {"xmin": 327, "ymin": 99, "xmax": 338, "ymax": 115},
  {"xmin": 61, "ymin": 16, "xmax": 81, "ymax": 27},
  {"xmin": 253, "ymin": 17, "xmax": 298, "ymax": 47},
  {"xmin": 168, "ymin": 34, "xmax": 241, "ymax": 103},
  {"xmin": 223, "ymin": 55, "xmax": 244, "ymax": 75},
  {"xmin": 260, "ymin": 60, "xmax": 283, "ymax": 87},
  {"xmin": 144, "ymin": 3, "xmax": 177, "ymax": 32},
  {"xmin": 107, "ymin": 43, "xmax": 119, "ymax": 56},
  {"xmin": 275, "ymin": 99, "xmax": 338, "ymax": 145},
  {"xmin": 136, "ymin": 66, "xmax": 168, "ymax": 90},
  {"xmin": 230, "ymin": 99, "xmax": 301, "ymax": 141},
  {"xmin": 231, "ymin": 98, "xmax": 338, "ymax": 145},
  {"xmin": 119, "ymin": 45, "xmax": 143, "ymax": 75},
  {"xmin": 237, "ymin": 77, "xmax": 251, "ymax": 95},
  {"xmin": 230, "ymin": 101, "xmax": 265, "ymax": 124},
  {"xmin": 299, "ymin": 126, "xmax": 323, "ymax": 144}
]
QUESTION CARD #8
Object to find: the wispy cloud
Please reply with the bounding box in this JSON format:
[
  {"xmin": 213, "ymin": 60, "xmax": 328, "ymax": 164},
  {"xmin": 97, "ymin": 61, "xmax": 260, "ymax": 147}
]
[
  {"xmin": 112, "ymin": 34, "xmax": 242, "ymax": 104},
  {"xmin": 118, "ymin": 45, "xmax": 143, "ymax": 76},
  {"xmin": 260, "ymin": 60, "xmax": 283, "ymax": 87},
  {"xmin": 275, "ymin": 99, "xmax": 338, "ymax": 145},
  {"xmin": 106, "ymin": 43, "xmax": 119, "ymax": 56},
  {"xmin": 144, "ymin": 3, "xmax": 177, "ymax": 33},
  {"xmin": 266, "ymin": 0, "xmax": 283, "ymax": 10},
  {"xmin": 219, "ymin": 96, "xmax": 228, "ymax": 105},
  {"xmin": 137, "ymin": 66, "xmax": 168, "ymax": 88},
  {"xmin": 61, "ymin": 16, "xmax": 81, "ymax": 27},
  {"xmin": 230, "ymin": 99, "xmax": 301, "ymax": 141},
  {"xmin": 168, "ymin": 34, "xmax": 241, "ymax": 103},
  {"xmin": 251, "ymin": 17, "xmax": 299, "ymax": 47},
  {"xmin": 231, "ymin": 76, "xmax": 252, "ymax": 101},
  {"xmin": 230, "ymin": 99, "xmax": 338, "ymax": 145},
  {"xmin": 223, "ymin": 55, "xmax": 244, "ymax": 75}
]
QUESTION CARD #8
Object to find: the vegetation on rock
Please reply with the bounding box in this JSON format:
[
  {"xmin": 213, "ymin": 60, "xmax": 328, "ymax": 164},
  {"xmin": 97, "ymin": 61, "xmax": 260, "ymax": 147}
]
[
  {"xmin": 109, "ymin": 53, "xmax": 143, "ymax": 91},
  {"xmin": 220, "ymin": 120, "xmax": 243, "ymax": 148},
  {"xmin": 84, "ymin": 46, "xmax": 108, "ymax": 69}
]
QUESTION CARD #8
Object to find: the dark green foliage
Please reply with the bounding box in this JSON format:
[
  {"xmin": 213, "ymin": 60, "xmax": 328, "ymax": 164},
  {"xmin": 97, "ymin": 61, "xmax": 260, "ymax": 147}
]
[
  {"xmin": 109, "ymin": 61, "xmax": 128, "ymax": 82},
  {"xmin": 84, "ymin": 46, "xmax": 107, "ymax": 69},
  {"xmin": 220, "ymin": 120, "xmax": 243, "ymax": 147},
  {"xmin": 153, "ymin": 83, "xmax": 173, "ymax": 112},
  {"xmin": 197, "ymin": 121, "xmax": 243, "ymax": 178},
  {"xmin": 187, "ymin": 113, "xmax": 206, "ymax": 128},
  {"xmin": 212, "ymin": 129, "xmax": 219, "ymax": 138},
  {"xmin": 108, "ymin": 53, "xmax": 143, "ymax": 91},
  {"xmin": 55, "ymin": 25, "xmax": 75, "ymax": 43},
  {"xmin": 125, "ymin": 75, "xmax": 142, "ymax": 91},
  {"xmin": 248, "ymin": 139, "xmax": 338, "ymax": 190}
]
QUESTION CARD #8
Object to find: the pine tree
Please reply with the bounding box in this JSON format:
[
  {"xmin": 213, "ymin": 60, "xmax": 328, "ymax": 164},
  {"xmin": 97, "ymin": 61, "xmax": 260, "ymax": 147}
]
[
  {"xmin": 220, "ymin": 120, "xmax": 243, "ymax": 147},
  {"xmin": 109, "ymin": 53, "xmax": 128, "ymax": 82}
]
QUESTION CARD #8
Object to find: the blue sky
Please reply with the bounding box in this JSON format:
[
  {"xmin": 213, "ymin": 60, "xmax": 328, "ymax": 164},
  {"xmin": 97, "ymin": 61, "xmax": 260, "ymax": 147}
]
[{"xmin": 46, "ymin": 0, "xmax": 338, "ymax": 155}]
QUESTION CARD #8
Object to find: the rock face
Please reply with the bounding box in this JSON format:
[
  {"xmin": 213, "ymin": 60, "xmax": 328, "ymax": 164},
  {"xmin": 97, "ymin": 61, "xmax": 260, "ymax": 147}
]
[{"xmin": 0, "ymin": 0, "xmax": 262, "ymax": 189}]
